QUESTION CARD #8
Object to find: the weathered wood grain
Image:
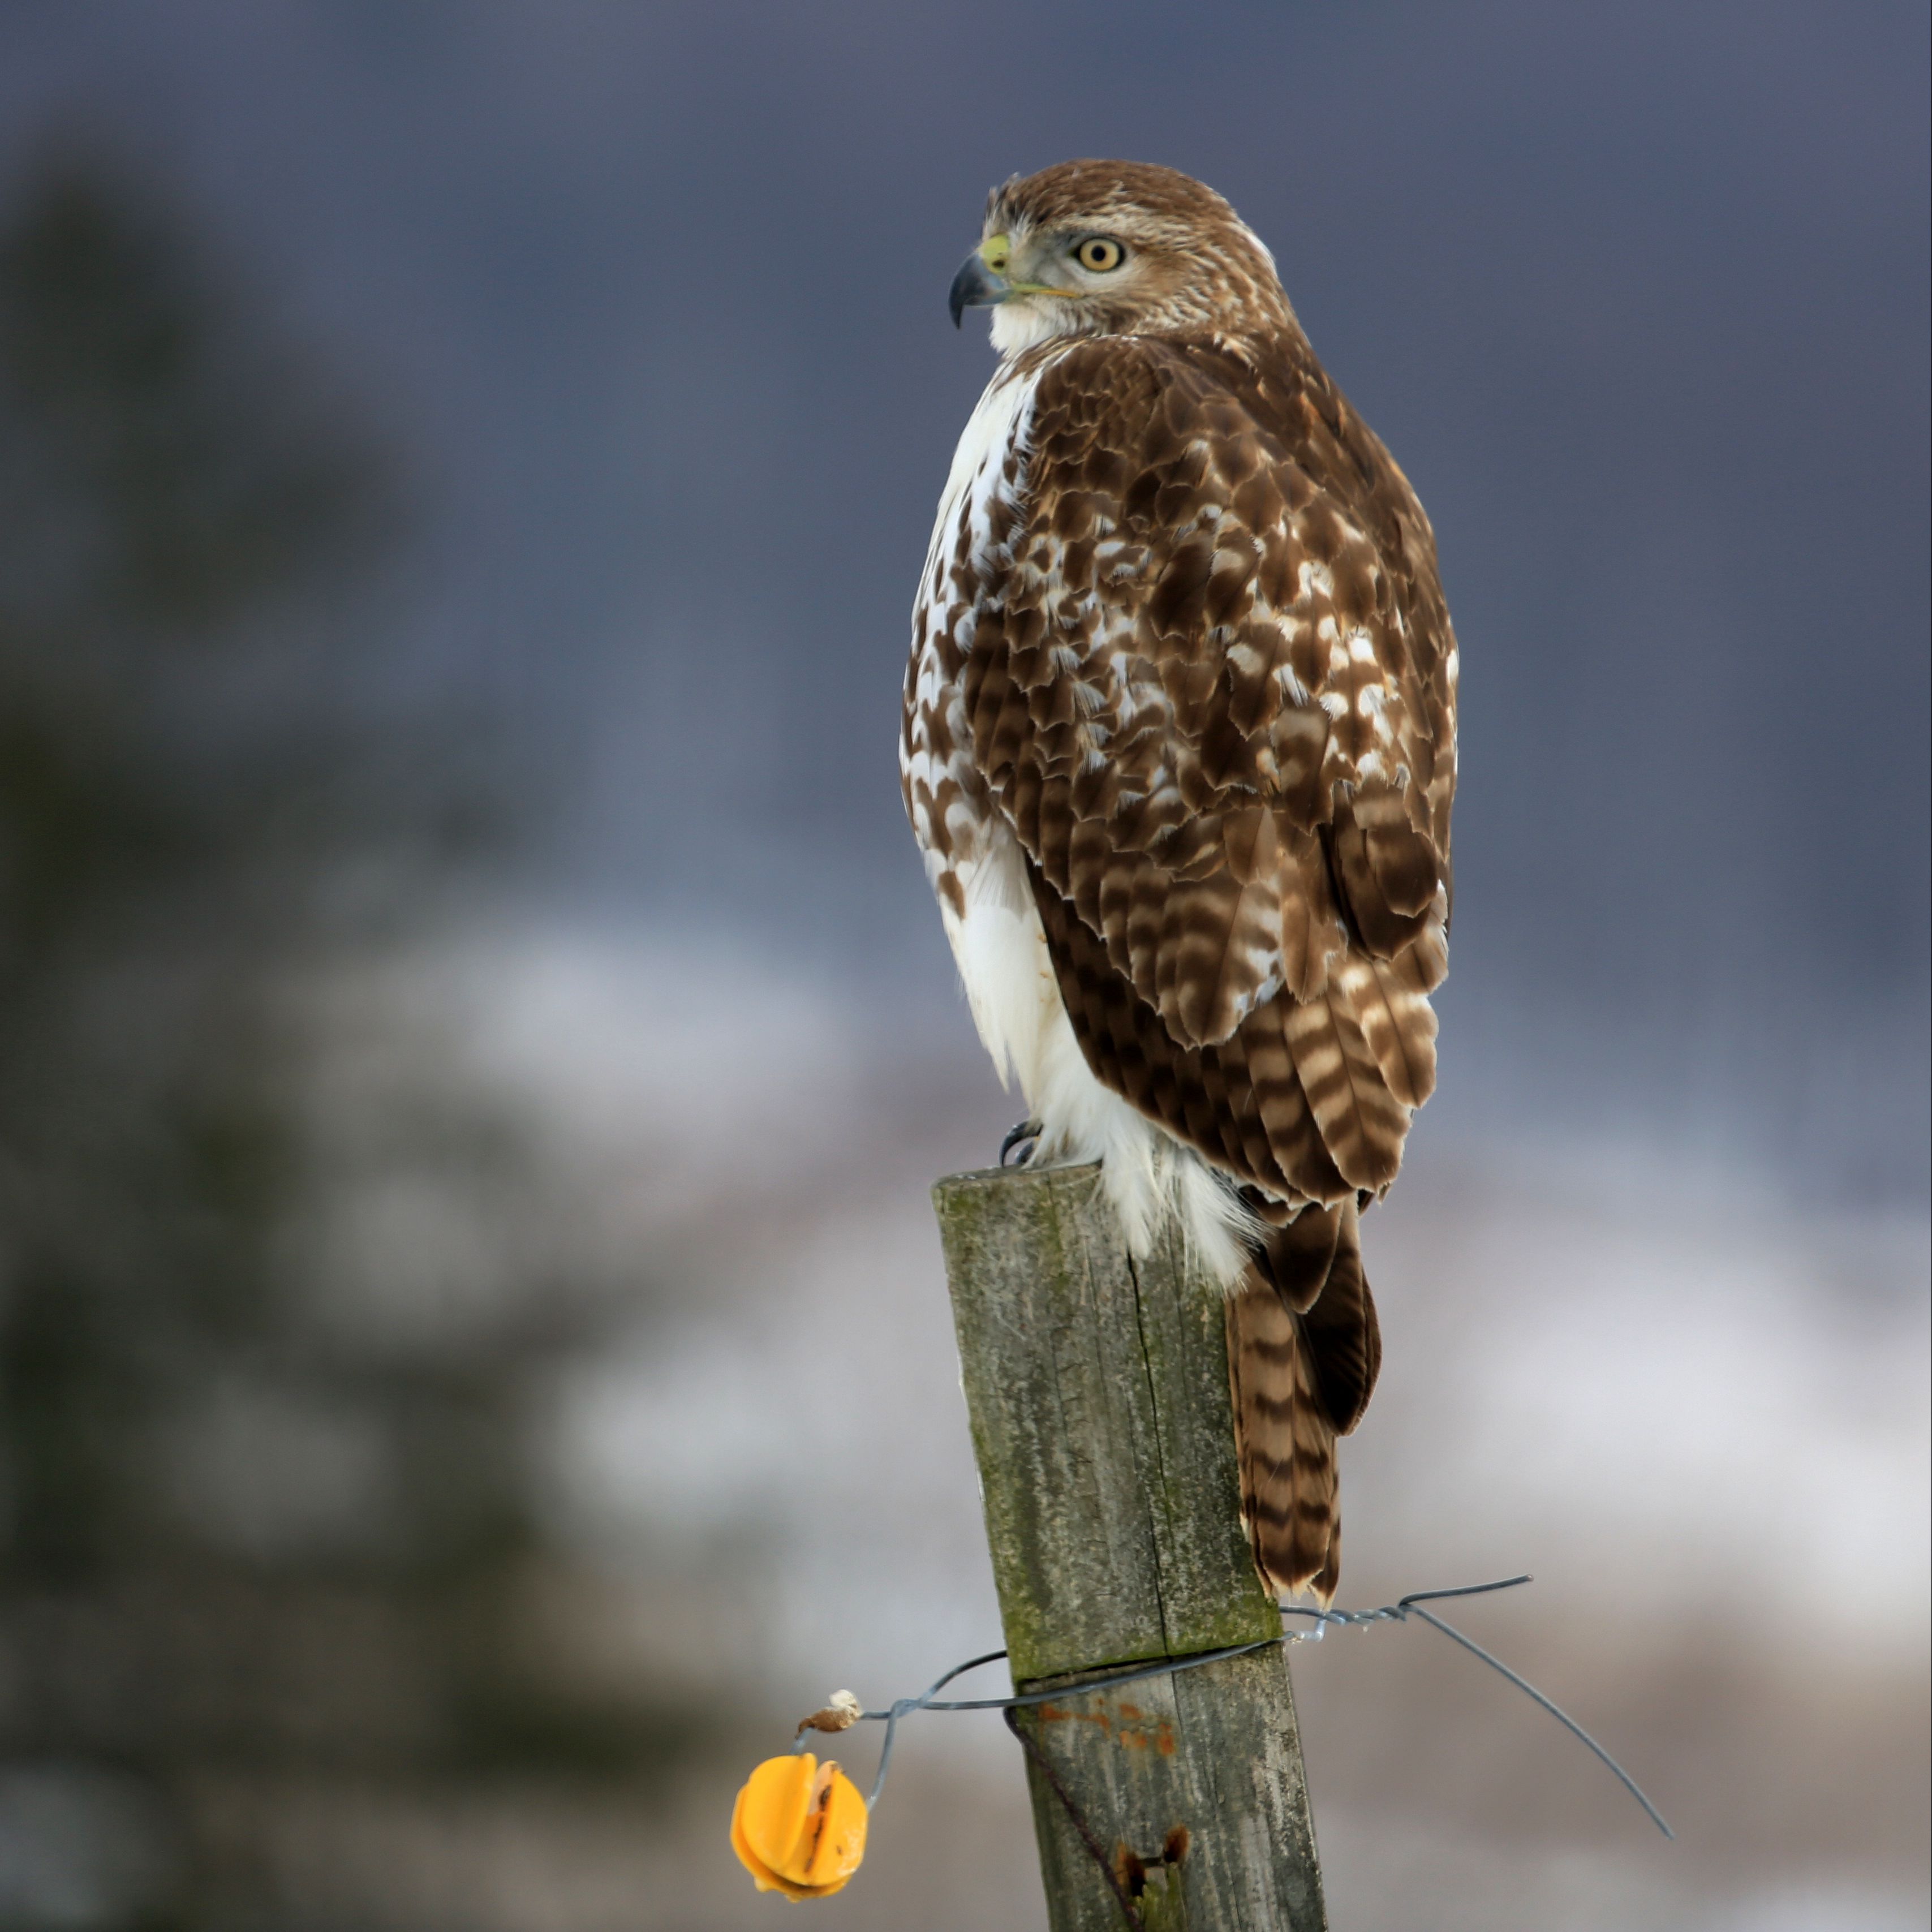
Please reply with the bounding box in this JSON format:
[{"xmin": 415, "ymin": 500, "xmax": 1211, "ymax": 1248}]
[{"xmin": 933, "ymin": 1163, "xmax": 1327, "ymax": 1931}]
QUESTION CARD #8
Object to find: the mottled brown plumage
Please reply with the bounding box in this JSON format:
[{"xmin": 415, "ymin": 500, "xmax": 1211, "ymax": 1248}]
[{"xmin": 903, "ymin": 161, "xmax": 1458, "ymax": 1600}]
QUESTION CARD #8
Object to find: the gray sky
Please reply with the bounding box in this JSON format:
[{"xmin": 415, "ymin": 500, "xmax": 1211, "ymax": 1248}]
[{"xmin": 3, "ymin": 0, "xmax": 1926, "ymax": 1196}]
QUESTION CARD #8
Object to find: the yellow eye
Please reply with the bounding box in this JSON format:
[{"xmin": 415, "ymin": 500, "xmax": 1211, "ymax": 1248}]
[{"xmin": 1075, "ymin": 236, "xmax": 1124, "ymax": 273}]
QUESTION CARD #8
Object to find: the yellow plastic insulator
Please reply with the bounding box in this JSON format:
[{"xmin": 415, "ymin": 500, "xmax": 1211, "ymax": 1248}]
[{"xmin": 730, "ymin": 1752, "xmax": 868, "ymax": 1900}]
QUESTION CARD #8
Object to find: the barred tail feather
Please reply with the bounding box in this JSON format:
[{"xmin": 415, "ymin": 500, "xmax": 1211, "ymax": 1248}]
[
  {"xmin": 1227, "ymin": 1201, "xmax": 1381, "ymax": 1604},
  {"xmin": 1228, "ymin": 1270, "xmax": 1339, "ymax": 1603}
]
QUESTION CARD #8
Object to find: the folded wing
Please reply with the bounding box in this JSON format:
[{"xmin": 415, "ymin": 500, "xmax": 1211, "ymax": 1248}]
[{"xmin": 967, "ymin": 334, "xmax": 1457, "ymax": 1203}]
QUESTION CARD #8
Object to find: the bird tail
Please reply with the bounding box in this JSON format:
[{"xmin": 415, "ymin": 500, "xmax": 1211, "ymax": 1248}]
[{"xmin": 1226, "ymin": 1198, "xmax": 1382, "ymax": 1606}]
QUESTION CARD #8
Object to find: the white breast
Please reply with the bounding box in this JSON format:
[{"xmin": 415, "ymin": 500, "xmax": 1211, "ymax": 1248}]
[
  {"xmin": 902, "ymin": 360, "xmax": 1046, "ymax": 922},
  {"xmin": 917, "ymin": 360, "xmax": 1041, "ymax": 604}
]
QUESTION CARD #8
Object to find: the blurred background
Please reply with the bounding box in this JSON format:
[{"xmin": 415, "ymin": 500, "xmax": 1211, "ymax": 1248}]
[{"xmin": 0, "ymin": 5, "xmax": 1925, "ymax": 1928}]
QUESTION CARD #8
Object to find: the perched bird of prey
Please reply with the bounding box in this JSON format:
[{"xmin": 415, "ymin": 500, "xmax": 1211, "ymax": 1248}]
[{"xmin": 901, "ymin": 161, "xmax": 1458, "ymax": 1603}]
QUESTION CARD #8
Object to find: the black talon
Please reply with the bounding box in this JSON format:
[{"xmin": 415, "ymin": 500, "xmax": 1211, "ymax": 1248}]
[{"xmin": 999, "ymin": 1118, "xmax": 1042, "ymax": 1167}]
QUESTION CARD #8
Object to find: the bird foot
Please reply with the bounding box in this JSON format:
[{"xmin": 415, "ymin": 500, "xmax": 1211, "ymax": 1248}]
[{"xmin": 999, "ymin": 1118, "xmax": 1042, "ymax": 1168}]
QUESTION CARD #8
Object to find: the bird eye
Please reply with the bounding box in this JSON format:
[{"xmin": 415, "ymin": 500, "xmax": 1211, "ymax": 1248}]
[{"xmin": 1075, "ymin": 236, "xmax": 1124, "ymax": 273}]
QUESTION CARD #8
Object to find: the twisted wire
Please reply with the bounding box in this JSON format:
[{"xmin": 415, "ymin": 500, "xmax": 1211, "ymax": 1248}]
[{"xmin": 794, "ymin": 1573, "xmax": 1671, "ymax": 1839}]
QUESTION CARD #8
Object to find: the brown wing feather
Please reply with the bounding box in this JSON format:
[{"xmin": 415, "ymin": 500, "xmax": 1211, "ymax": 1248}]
[
  {"xmin": 1297, "ymin": 1200, "xmax": 1382, "ymax": 1435},
  {"xmin": 1340, "ymin": 952, "xmax": 1439, "ymax": 1113},
  {"xmin": 968, "ymin": 332, "xmax": 1455, "ymax": 1206},
  {"xmin": 1032, "ymin": 859, "xmax": 1348, "ymax": 1203}
]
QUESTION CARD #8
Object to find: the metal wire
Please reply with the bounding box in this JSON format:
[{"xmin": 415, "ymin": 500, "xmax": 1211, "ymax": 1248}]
[{"xmin": 794, "ymin": 1572, "xmax": 1672, "ymax": 1838}]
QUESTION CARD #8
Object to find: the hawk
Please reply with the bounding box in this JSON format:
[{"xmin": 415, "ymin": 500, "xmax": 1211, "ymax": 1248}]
[{"xmin": 902, "ymin": 161, "xmax": 1457, "ymax": 1602}]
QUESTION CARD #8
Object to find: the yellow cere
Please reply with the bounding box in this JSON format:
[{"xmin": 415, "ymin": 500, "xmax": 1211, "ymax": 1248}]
[
  {"xmin": 979, "ymin": 234, "xmax": 1012, "ymax": 273},
  {"xmin": 730, "ymin": 1753, "xmax": 869, "ymax": 1901}
]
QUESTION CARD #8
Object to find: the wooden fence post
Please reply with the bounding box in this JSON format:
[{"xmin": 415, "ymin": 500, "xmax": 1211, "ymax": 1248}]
[{"xmin": 932, "ymin": 1161, "xmax": 1328, "ymax": 1932}]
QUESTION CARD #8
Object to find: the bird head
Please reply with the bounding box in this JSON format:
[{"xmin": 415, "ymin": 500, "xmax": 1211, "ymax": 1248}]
[{"xmin": 948, "ymin": 160, "xmax": 1295, "ymax": 354}]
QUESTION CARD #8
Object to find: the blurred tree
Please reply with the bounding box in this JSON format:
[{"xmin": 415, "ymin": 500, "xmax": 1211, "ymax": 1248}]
[
  {"xmin": 0, "ymin": 160, "xmax": 373, "ymax": 1586},
  {"xmin": 0, "ymin": 161, "xmax": 681, "ymax": 1931}
]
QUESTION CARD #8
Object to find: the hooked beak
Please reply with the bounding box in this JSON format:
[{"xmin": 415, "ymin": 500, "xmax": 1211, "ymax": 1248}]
[{"xmin": 948, "ymin": 249, "xmax": 1007, "ymax": 328}]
